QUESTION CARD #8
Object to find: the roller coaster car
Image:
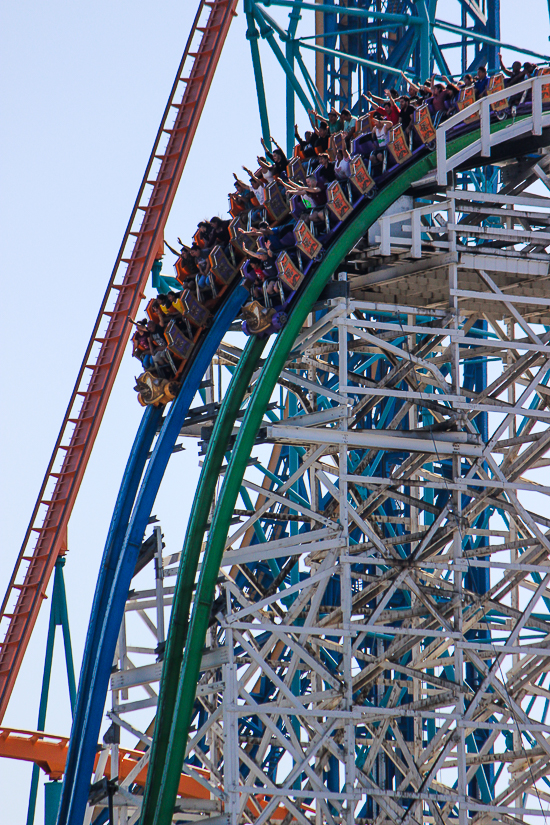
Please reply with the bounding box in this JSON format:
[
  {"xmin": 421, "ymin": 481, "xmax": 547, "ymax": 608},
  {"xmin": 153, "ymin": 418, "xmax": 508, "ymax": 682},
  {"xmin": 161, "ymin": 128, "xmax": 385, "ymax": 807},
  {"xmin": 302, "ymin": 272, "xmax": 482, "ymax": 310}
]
[
  {"xmin": 413, "ymin": 105, "xmax": 437, "ymax": 147},
  {"xmin": 327, "ymin": 181, "xmax": 353, "ymax": 222},
  {"xmin": 241, "ymin": 301, "xmax": 279, "ymax": 335},
  {"xmin": 134, "ymin": 371, "xmax": 180, "ymax": 407},
  {"xmin": 241, "ymin": 250, "xmax": 301, "ymax": 337},
  {"xmin": 388, "ymin": 124, "xmax": 412, "ymax": 165},
  {"xmin": 287, "ymin": 156, "xmax": 307, "ymax": 184},
  {"xmin": 349, "ymin": 154, "xmax": 376, "ymax": 196},
  {"xmin": 264, "ymin": 181, "xmax": 290, "ymax": 225},
  {"xmin": 135, "ymin": 319, "xmax": 196, "ymax": 406},
  {"xmin": 537, "ymin": 67, "xmax": 550, "ymax": 103}
]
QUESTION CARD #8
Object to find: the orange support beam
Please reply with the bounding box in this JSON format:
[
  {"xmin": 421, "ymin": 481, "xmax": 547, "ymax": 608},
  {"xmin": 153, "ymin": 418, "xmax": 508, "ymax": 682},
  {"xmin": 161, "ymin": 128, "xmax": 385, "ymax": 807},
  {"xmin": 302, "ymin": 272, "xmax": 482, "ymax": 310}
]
[
  {"xmin": 0, "ymin": 727, "xmax": 312, "ymax": 819},
  {"xmin": 0, "ymin": 727, "xmax": 208, "ymax": 797}
]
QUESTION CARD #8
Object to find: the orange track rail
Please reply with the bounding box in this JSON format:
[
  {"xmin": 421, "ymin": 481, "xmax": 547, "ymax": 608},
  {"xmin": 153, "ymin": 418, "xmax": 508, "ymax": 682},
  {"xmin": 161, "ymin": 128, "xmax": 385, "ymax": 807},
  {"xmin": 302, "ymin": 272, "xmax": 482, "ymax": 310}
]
[
  {"xmin": 0, "ymin": 0, "xmax": 239, "ymax": 723},
  {"xmin": 0, "ymin": 727, "xmax": 208, "ymax": 797}
]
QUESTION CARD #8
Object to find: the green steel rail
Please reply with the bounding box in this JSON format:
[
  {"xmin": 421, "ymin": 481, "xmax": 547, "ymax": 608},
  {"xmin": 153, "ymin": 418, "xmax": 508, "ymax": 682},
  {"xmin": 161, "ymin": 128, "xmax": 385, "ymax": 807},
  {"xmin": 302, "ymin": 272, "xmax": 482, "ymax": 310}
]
[
  {"xmin": 141, "ymin": 122, "xmax": 542, "ymax": 824},
  {"xmin": 140, "ymin": 334, "xmax": 267, "ymax": 821}
]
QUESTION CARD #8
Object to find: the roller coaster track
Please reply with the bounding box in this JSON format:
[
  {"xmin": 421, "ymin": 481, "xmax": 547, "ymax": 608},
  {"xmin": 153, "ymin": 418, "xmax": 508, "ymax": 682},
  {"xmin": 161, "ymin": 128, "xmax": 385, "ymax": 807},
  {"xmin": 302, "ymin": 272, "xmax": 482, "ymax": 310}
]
[
  {"xmin": 141, "ymin": 121, "xmax": 550, "ymax": 822},
  {"xmin": 0, "ymin": 0, "xmax": 239, "ymax": 724},
  {"xmin": 57, "ymin": 285, "xmax": 247, "ymax": 825},
  {"xmin": 45, "ymin": 72, "xmax": 548, "ymax": 823},
  {"xmin": 52, "ymin": 92, "xmax": 550, "ymax": 822}
]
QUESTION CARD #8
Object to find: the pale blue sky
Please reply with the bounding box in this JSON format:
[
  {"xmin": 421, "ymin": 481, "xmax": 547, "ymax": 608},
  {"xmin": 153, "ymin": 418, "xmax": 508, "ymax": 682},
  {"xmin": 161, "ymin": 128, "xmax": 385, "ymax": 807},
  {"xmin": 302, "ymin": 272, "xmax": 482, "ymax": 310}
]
[{"xmin": 1, "ymin": 1, "xmax": 549, "ymax": 820}]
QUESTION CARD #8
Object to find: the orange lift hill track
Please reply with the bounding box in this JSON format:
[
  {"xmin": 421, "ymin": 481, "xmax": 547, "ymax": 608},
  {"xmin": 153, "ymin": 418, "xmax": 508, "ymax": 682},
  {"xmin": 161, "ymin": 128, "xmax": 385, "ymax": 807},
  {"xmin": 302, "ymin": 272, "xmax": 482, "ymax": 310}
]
[{"xmin": 0, "ymin": 0, "xmax": 239, "ymax": 723}]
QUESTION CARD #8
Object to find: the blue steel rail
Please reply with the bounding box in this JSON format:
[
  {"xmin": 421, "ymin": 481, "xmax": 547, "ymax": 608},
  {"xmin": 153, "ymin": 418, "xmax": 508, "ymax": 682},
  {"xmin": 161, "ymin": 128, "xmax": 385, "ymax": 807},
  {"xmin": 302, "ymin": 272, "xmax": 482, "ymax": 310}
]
[{"xmin": 57, "ymin": 283, "xmax": 248, "ymax": 825}]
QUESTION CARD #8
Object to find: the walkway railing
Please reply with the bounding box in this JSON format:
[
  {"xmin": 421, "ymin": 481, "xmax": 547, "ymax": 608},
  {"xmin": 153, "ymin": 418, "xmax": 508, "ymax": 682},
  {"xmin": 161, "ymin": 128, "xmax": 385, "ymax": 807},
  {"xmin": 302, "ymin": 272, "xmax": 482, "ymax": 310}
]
[{"xmin": 437, "ymin": 73, "xmax": 550, "ymax": 185}]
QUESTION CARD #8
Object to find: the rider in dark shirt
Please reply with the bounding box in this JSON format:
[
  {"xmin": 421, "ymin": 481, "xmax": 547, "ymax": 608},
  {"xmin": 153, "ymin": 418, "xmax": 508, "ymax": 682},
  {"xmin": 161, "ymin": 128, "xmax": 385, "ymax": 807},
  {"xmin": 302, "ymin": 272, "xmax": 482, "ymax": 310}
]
[
  {"xmin": 316, "ymin": 153, "xmax": 336, "ymax": 184},
  {"xmin": 474, "ymin": 66, "xmax": 489, "ymax": 99}
]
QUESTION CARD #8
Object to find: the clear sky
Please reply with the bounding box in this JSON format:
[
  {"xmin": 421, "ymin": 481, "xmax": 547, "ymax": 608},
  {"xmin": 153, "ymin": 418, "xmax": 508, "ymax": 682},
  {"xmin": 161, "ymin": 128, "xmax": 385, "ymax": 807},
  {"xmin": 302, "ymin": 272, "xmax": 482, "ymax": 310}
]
[{"xmin": 1, "ymin": 0, "xmax": 549, "ymax": 821}]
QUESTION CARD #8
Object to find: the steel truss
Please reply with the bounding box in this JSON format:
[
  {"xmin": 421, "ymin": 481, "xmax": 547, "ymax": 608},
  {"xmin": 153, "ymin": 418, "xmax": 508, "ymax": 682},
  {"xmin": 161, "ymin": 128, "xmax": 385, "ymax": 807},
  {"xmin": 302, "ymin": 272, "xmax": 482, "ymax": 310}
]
[
  {"xmin": 91, "ymin": 165, "xmax": 550, "ymax": 823},
  {"xmin": 214, "ymin": 182, "xmax": 550, "ymax": 824},
  {"xmin": 244, "ymin": 0, "xmax": 550, "ymax": 155}
]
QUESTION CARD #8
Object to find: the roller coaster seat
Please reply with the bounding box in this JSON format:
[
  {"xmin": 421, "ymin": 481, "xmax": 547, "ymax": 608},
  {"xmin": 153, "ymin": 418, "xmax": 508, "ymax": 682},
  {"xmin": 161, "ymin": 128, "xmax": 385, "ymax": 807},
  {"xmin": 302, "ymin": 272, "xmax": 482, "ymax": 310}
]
[
  {"xmin": 290, "ymin": 194, "xmax": 306, "ymax": 221},
  {"xmin": 355, "ymin": 114, "xmax": 371, "ymax": 136},
  {"xmin": 413, "ymin": 105, "xmax": 437, "ymax": 145},
  {"xmin": 164, "ymin": 319, "xmax": 193, "ymax": 363},
  {"xmin": 293, "ymin": 219, "xmax": 322, "ymax": 260},
  {"xmin": 228, "ymin": 192, "xmax": 245, "ymax": 217},
  {"xmin": 348, "ymin": 154, "xmax": 375, "ymax": 196},
  {"xmin": 537, "ymin": 67, "xmax": 550, "ymax": 103},
  {"xmin": 181, "ymin": 288, "xmax": 211, "ymax": 327},
  {"xmin": 276, "ymin": 251, "xmax": 304, "ymax": 291},
  {"xmin": 146, "ymin": 298, "xmax": 162, "ymax": 324},
  {"xmin": 208, "ymin": 245, "xmax": 237, "ymax": 286},
  {"xmin": 329, "ymin": 131, "xmax": 346, "ymax": 158},
  {"xmin": 175, "ymin": 256, "xmax": 196, "ymax": 284},
  {"xmin": 326, "ymin": 181, "xmax": 353, "ymax": 222},
  {"xmin": 229, "ymin": 216, "xmax": 249, "ymax": 257},
  {"xmin": 264, "ymin": 181, "xmax": 290, "ymax": 224},
  {"xmin": 287, "ymin": 156, "xmax": 307, "ymax": 184},
  {"xmin": 388, "ymin": 124, "xmax": 412, "ymax": 165},
  {"xmin": 488, "ymin": 73, "xmax": 508, "ymax": 112},
  {"xmin": 457, "ymin": 86, "xmax": 478, "ymax": 122},
  {"xmin": 193, "ymin": 228, "xmax": 209, "ymax": 249}
]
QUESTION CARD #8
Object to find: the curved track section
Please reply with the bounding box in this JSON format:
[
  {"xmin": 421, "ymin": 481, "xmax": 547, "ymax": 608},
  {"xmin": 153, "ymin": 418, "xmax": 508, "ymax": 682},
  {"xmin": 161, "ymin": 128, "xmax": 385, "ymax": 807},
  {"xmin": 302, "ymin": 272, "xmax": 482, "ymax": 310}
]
[
  {"xmin": 142, "ymin": 122, "xmax": 550, "ymax": 822},
  {"xmin": 141, "ymin": 333, "xmax": 268, "ymax": 819},
  {"xmin": 58, "ymin": 283, "xmax": 248, "ymax": 825}
]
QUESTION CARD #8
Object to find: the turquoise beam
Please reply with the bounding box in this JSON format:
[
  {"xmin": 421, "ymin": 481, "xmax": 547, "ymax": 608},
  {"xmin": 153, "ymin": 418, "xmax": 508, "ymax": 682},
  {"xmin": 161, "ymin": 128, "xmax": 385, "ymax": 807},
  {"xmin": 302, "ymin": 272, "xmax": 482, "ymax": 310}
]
[
  {"xmin": 294, "ymin": 47, "xmax": 326, "ymax": 116},
  {"xmin": 286, "ymin": 39, "xmax": 296, "ymax": 158},
  {"xmin": 285, "ymin": 0, "xmax": 303, "ymax": 157},
  {"xmin": 417, "ymin": 0, "xmax": 432, "ymax": 83},
  {"xmin": 434, "ymin": 19, "xmax": 550, "ymax": 61},
  {"xmin": 26, "ymin": 558, "xmax": 76, "ymax": 825},
  {"xmin": 298, "ymin": 40, "xmax": 407, "ymax": 78},
  {"xmin": 431, "ymin": 33, "xmax": 452, "ymax": 78},
  {"xmin": 261, "ymin": 0, "xmax": 423, "ymax": 27},
  {"xmin": 245, "ymin": 0, "xmax": 272, "ymax": 150},
  {"xmin": 296, "ymin": 23, "xmax": 403, "ymax": 41},
  {"xmin": 253, "ymin": 6, "xmax": 314, "ymax": 114}
]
